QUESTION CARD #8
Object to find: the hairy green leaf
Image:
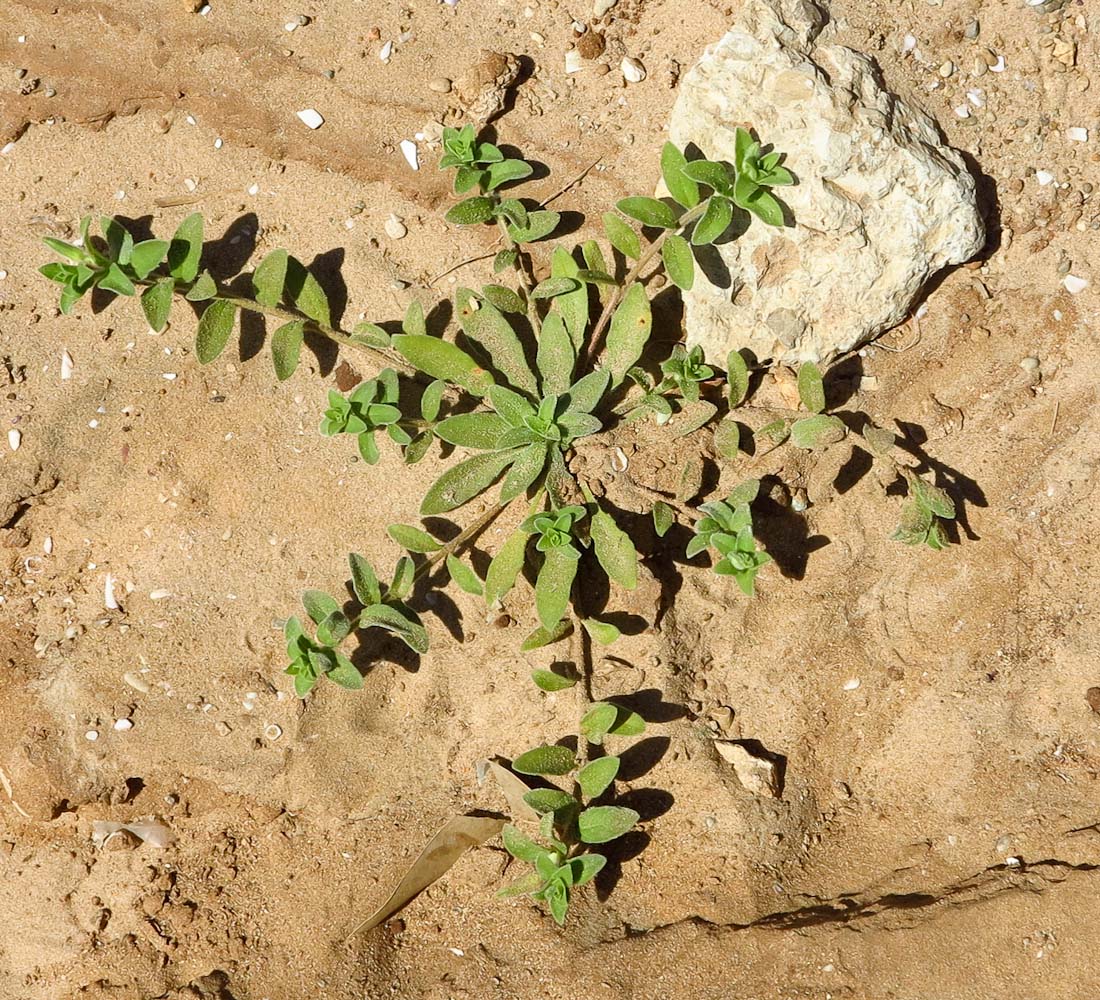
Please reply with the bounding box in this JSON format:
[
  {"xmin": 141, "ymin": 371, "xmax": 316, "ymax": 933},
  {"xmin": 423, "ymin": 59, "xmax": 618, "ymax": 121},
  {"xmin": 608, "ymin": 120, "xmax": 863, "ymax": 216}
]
[
  {"xmin": 691, "ymin": 195, "xmax": 733, "ymax": 246},
  {"xmin": 167, "ymin": 212, "xmax": 203, "ymax": 283},
  {"xmin": 797, "ymin": 362, "xmax": 826, "ymax": 414},
  {"xmin": 195, "ymin": 299, "xmax": 236, "ymax": 364},
  {"xmin": 140, "ymin": 277, "xmax": 174, "ymax": 333},
  {"xmin": 513, "ymin": 745, "xmax": 577, "ymax": 777},
  {"xmin": 446, "ymin": 554, "xmax": 483, "ymax": 596},
  {"xmin": 577, "ymin": 757, "xmax": 619, "ymax": 799},
  {"xmin": 185, "ymin": 270, "xmax": 217, "ymax": 301},
  {"xmin": 536, "ymin": 313, "xmax": 575, "ymax": 395},
  {"xmin": 523, "ymin": 788, "xmax": 577, "ymax": 817},
  {"xmin": 535, "ymin": 547, "xmax": 578, "ymax": 631},
  {"xmin": 727, "ymin": 349, "xmax": 750, "ymax": 406},
  {"xmin": 485, "ymin": 158, "xmax": 533, "ymax": 191},
  {"xmin": 480, "ymin": 284, "xmax": 526, "ymax": 314},
  {"xmin": 252, "ymin": 248, "xmax": 288, "ymax": 308},
  {"xmin": 327, "ymin": 652, "xmax": 363, "ymax": 689},
  {"xmin": 661, "ymin": 234, "xmax": 695, "ymax": 291},
  {"xmin": 549, "ymin": 247, "xmax": 589, "ymax": 351},
  {"xmin": 582, "ymin": 618, "xmax": 620, "ymax": 646},
  {"xmin": 602, "ymin": 213, "xmax": 641, "ymax": 260},
  {"xmin": 394, "ymin": 333, "xmax": 495, "ymax": 396},
  {"xmin": 563, "ymin": 370, "xmax": 611, "ymax": 415},
  {"xmin": 660, "ymin": 142, "xmax": 701, "ymax": 209},
  {"xmin": 501, "ymin": 824, "xmax": 544, "ymax": 863},
  {"xmin": 434, "ymin": 412, "xmax": 510, "ymax": 450},
  {"xmin": 520, "ymin": 619, "xmax": 572, "ymax": 652},
  {"xmin": 605, "ymin": 283, "xmax": 652, "ymax": 386},
  {"xmin": 129, "ymin": 239, "xmax": 169, "ymax": 280},
  {"xmin": 285, "ymin": 257, "xmax": 331, "ymax": 326},
  {"xmin": 506, "ymin": 210, "xmax": 560, "ymax": 243},
  {"xmin": 446, "ymin": 196, "xmax": 495, "ymax": 225},
  {"xmin": 713, "ymin": 417, "xmax": 740, "ymax": 460},
  {"xmin": 499, "ymin": 442, "xmax": 548, "ymax": 504},
  {"xmin": 531, "ymin": 668, "xmax": 576, "ymax": 692},
  {"xmin": 790, "ymin": 414, "xmax": 847, "ymax": 450},
  {"xmin": 302, "ymin": 589, "xmax": 340, "ymax": 625},
  {"xmin": 349, "ymin": 553, "xmax": 381, "ymax": 606},
  {"xmin": 590, "ymin": 508, "xmax": 638, "ymax": 590},
  {"xmin": 485, "ymin": 527, "xmax": 528, "ymax": 607},
  {"xmin": 455, "ymin": 287, "xmax": 538, "ymax": 396},
  {"xmin": 421, "ymin": 449, "xmax": 519, "ymax": 515},
  {"xmin": 388, "ymin": 556, "xmax": 415, "ymax": 601},
  {"xmin": 387, "ymin": 523, "xmax": 442, "ymax": 553},
  {"xmin": 617, "ymin": 196, "xmax": 678, "ymax": 229},
  {"xmin": 359, "ymin": 602, "xmax": 429, "ymax": 653},
  {"xmin": 578, "ymin": 805, "xmax": 639, "ymax": 844},
  {"xmin": 652, "ymin": 500, "xmax": 675, "ymax": 538},
  {"xmin": 271, "ymin": 320, "xmax": 305, "ymax": 381}
]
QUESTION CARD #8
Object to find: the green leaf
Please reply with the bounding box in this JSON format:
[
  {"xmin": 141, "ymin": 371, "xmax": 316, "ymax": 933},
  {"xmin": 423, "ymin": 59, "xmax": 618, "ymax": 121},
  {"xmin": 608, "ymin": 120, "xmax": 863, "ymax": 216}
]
[
  {"xmin": 388, "ymin": 556, "xmax": 416, "ymax": 601},
  {"xmin": 418, "ymin": 380, "xmax": 444, "ymax": 423},
  {"xmin": 494, "ymin": 198, "xmax": 528, "ymax": 229},
  {"xmin": 506, "ymin": 210, "xmax": 560, "ymax": 243},
  {"xmin": 97, "ymin": 262, "xmax": 136, "ymax": 297},
  {"xmin": 660, "ymin": 142, "xmax": 700, "ymax": 208},
  {"xmin": 742, "ymin": 187, "xmax": 784, "ymax": 227},
  {"xmin": 548, "ymin": 247, "xmax": 589, "ymax": 351},
  {"xmin": 434, "ymin": 412, "xmax": 510, "ymax": 450},
  {"xmin": 501, "ymin": 824, "xmax": 544, "ymax": 863},
  {"xmin": 652, "ymin": 500, "xmax": 675, "ymax": 538},
  {"xmin": 387, "ymin": 523, "xmax": 442, "ymax": 553},
  {"xmin": 167, "ymin": 212, "xmax": 203, "ymax": 283},
  {"xmin": 578, "ymin": 805, "xmax": 639, "ymax": 844},
  {"xmin": 661, "ymin": 234, "xmax": 695, "ymax": 291},
  {"xmin": 445, "ymin": 554, "xmax": 483, "ymax": 596},
  {"xmin": 316, "ymin": 609, "xmax": 352, "ymax": 646},
  {"xmin": 568, "ymin": 853, "xmax": 606, "ymax": 887},
  {"xmin": 251, "ymin": 248, "xmax": 288, "ymax": 307},
  {"xmin": 728, "ymin": 478, "xmax": 761, "ymax": 507},
  {"xmin": 576, "ymin": 268, "xmax": 617, "ymax": 286},
  {"xmin": 523, "ymin": 789, "xmax": 577, "ymax": 817},
  {"xmin": 605, "ymin": 283, "xmax": 652, "ymax": 386},
  {"xmin": 285, "ymin": 257, "xmax": 331, "ymax": 326},
  {"xmin": 445, "ymin": 196, "xmax": 495, "ymax": 225},
  {"xmin": 394, "ymin": 334, "xmax": 495, "ymax": 397},
  {"xmin": 512, "ymin": 745, "xmax": 577, "ymax": 777},
  {"xmin": 452, "ymin": 164, "xmax": 486, "ymax": 194},
  {"xmin": 140, "ymin": 277, "xmax": 174, "ymax": 333},
  {"xmin": 302, "ymin": 589, "xmax": 340, "ymax": 625},
  {"xmin": 531, "ymin": 668, "xmax": 576, "ymax": 692},
  {"xmin": 535, "ymin": 547, "xmax": 578, "ymax": 631},
  {"xmin": 129, "ymin": 239, "xmax": 169, "ymax": 280},
  {"xmin": 759, "ymin": 418, "xmax": 791, "ymax": 446},
  {"xmin": 863, "ymin": 423, "xmax": 897, "ymax": 458},
  {"xmin": 691, "ymin": 195, "xmax": 733, "ymax": 246},
  {"xmin": 797, "ymin": 362, "xmax": 826, "ymax": 414},
  {"xmin": 529, "ymin": 277, "xmax": 576, "ymax": 300},
  {"xmin": 590, "ymin": 508, "xmax": 638, "ymax": 590},
  {"xmin": 727, "ymin": 349, "xmax": 750, "ymax": 406},
  {"xmin": 351, "ymin": 321, "xmax": 391, "ymax": 349},
  {"xmin": 909, "ymin": 474, "xmax": 956, "ymax": 519},
  {"xmin": 359, "ymin": 602, "xmax": 429, "ymax": 654},
  {"xmin": 485, "ymin": 527, "xmax": 529, "ymax": 607},
  {"xmin": 536, "ymin": 313, "xmax": 575, "ymax": 395},
  {"xmin": 602, "ymin": 213, "xmax": 641, "ymax": 260},
  {"xmin": 892, "ymin": 501, "xmax": 934, "ymax": 545},
  {"xmin": 401, "ymin": 299, "xmax": 426, "ymax": 337},
  {"xmin": 270, "ymin": 320, "xmax": 305, "ymax": 381},
  {"xmin": 714, "ymin": 417, "xmax": 740, "ymax": 460},
  {"xmin": 520, "ymin": 619, "xmax": 573, "ymax": 651},
  {"xmin": 580, "ymin": 702, "xmax": 617, "ymax": 745},
  {"xmin": 546, "ymin": 881, "xmax": 569, "ymax": 924},
  {"xmin": 42, "ymin": 237, "xmax": 89, "ymax": 264},
  {"xmin": 617, "ymin": 196, "xmax": 678, "ymax": 229},
  {"xmin": 455, "ymin": 288, "xmax": 538, "ymax": 396},
  {"xmin": 421, "ymin": 449, "xmax": 519, "ymax": 515},
  {"xmin": 195, "ymin": 299, "xmax": 236, "ymax": 364},
  {"xmin": 682, "ymin": 160, "xmax": 734, "ymax": 197},
  {"xmin": 480, "ymin": 284, "xmax": 526, "ymax": 314},
  {"xmin": 563, "ymin": 370, "xmax": 611, "ymax": 415},
  {"xmin": 327, "ymin": 652, "xmax": 363, "ymax": 689},
  {"xmin": 102, "ymin": 216, "xmax": 134, "ymax": 265},
  {"xmin": 349, "ymin": 553, "xmax": 382, "ymax": 606},
  {"xmin": 581, "ymin": 240, "xmax": 608, "ymax": 277},
  {"xmin": 577, "ymin": 757, "xmax": 620, "ymax": 799},
  {"xmin": 358, "ymin": 430, "xmax": 380, "ymax": 465},
  {"xmin": 499, "ymin": 442, "xmax": 548, "ymax": 504},
  {"xmin": 485, "ymin": 158, "xmax": 533, "ymax": 191},
  {"xmin": 790, "ymin": 414, "xmax": 847, "ymax": 450},
  {"xmin": 497, "ymin": 870, "xmax": 545, "ymax": 898},
  {"xmin": 581, "ymin": 618, "xmax": 620, "ymax": 646},
  {"xmin": 493, "ymin": 248, "xmax": 519, "ymax": 273},
  {"xmin": 184, "ymin": 270, "xmax": 217, "ymax": 301}
]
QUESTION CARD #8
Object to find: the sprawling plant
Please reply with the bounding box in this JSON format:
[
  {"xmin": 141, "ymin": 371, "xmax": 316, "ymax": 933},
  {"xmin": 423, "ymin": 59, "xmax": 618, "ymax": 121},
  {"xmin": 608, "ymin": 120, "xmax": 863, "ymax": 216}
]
[{"xmin": 39, "ymin": 123, "xmax": 960, "ymax": 923}]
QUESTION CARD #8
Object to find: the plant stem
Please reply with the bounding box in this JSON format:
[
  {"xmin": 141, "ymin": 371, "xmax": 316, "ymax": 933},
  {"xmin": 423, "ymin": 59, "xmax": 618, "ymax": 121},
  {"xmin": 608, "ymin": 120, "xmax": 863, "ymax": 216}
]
[
  {"xmin": 419, "ymin": 500, "xmax": 512, "ymax": 579},
  {"xmin": 496, "ymin": 216, "xmax": 542, "ymax": 339},
  {"xmin": 583, "ymin": 200, "xmax": 710, "ymax": 369},
  {"xmin": 572, "ymin": 621, "xmax": 594, "ymax": 770}
]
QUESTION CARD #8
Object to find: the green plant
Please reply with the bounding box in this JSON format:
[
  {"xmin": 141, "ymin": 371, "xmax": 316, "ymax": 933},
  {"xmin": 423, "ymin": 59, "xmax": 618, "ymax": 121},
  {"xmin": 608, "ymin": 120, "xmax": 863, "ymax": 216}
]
[
  {"xmin": 40, "ymin": 123, "xmax": 963, "ymax": 926},
  {"xmin": 499, "ymin": 702, "xmax": 645, "ymax": 925}
]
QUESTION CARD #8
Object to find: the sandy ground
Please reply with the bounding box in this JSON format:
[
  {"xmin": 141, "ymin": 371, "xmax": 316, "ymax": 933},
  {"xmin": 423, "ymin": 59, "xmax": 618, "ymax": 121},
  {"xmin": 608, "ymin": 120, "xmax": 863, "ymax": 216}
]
[{"xmin": 1, "ymin": 0, "xmax": 1099, "ymax": 997}]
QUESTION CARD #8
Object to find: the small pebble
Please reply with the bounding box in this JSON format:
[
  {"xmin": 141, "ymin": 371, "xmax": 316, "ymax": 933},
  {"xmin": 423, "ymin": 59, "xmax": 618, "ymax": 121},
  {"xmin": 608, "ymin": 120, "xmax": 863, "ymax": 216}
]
[
  {"xmin": 1019, "ymin": 357, "xmax": 1040, "ymax": 372},
  {"xmin": 939, "ymin": 60, "xmax": 954, "ymax": 78},
  {"xmin": 296, "ymin": 108, "xmax": 324, "ymax": 130},
  {"xmin": 964, "ymin": 19, "xmax": 980, "ymax": 39},
  {"xmin": 384, "ymin": 215, "xmax": 408, "ymax": 240},
  {"xmin": 1067, "ymin": 127, "xmax": 1089, "ymax": 143},
  {"xmin": 60, "ymin": 350, "xmax": 74, "ymax": 380},
  {"xmin": 399, "ymin": 139, "xmax": 419, "ymax": 170},
  {"xmin": 843, "ymin": 678, "xmax": 861, "ymax": 691},
  {"xmin": 149, "ymin": 589, "xmax": 172, "ymax": 600},
  {"xmin": 621, "ymin": 56, "xmax": 646, "ymax": 83},
  {"xmin": 123, "ymin": 672, "xmax": 151, "ymax": 694},
  {"xmin": 565, "ymin": 49, "xmax": 584, "ymax": 74},
  {"xmin": 428, "ymin": 77, "xmax": 452, "ymax": 93},
  {"xmin": 264, "ymin": 724, "xmax": 283, "ymax": 741},
  {"xmin": 1063, "ymin": 274, "xmax": 1088, "ymax": 294},
  {"xmin": 85, "ymin": 730, "xmax": 99, "ymax": 742},
  {"xmin": 8, "ymin": 428, "xmax": 22, "ymax": 451},
  {"xmin": 113, "ymin": 718, "xmax": 133, "ymax": 732},
  {"xmin": 379, "ymin": 40, "xmax": 393, "ymax": 62},
  {"xmin": 954, "ymin": 104, "xmax": 971, "ymax": 119},
  {"xmin": 1036, "ymin": 170, "xmax": 1055, "ymax": 186}
]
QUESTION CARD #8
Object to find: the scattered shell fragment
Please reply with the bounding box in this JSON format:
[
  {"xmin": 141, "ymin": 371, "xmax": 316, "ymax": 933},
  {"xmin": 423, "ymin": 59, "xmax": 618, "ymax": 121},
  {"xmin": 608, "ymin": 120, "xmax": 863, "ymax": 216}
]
[
  {"xmin": 43, "ymin": 535, "xmax": 53, "ymax": 555},
  {"xmin": 1036, "ymin": 170, "xmax": 1055, "ymax": 186},
  {"xmin": 989, "ymin": 55, "xmax": 1005, "ymax": 73},
  {"xmin": 1063, "ymin": 275, "xmax": 1088, "ymax": 294},
  {"xmin": 264, "ymin": 723, "xmax": 283, "ymax": 741},
  {"xmin": 1067, "ymin": 127, "xmax": 1089, "ymax": 143},
  {"xmin": 149, "ymin": 589, "xmax": 172, "ymax": 600},
  {"xmin": 60, "ymin": 350, "xmax": 74, "ymax": 380},
  {"xmin": 1019, "ymin": 356, "xmax": 1040, "ymax": 372},
  {"xmin": 104, "ymin": 573, "xmax": 120, "ymax": 610},
  {"xmin": 379, "ymin": 40, "xmax": 393, "ymax": 62},
  {"xmin": 399, "ymin": 139, "xmax": 419, "ymax": 170},
  {"xmin": 7, "ymin": 428, "xmax": 21, "ymax": 451},
  {"xmin": 92, "ymin": 820, "xmax": 175, "ymax": 849},
  {"xmin": 123, "ymin": 671, "xmax": 151, "ymax": 693},
  {"xmin": 843, "ymin": 677, "xmax": 861, "ymax": 691},
  {"xmin": 85, "ymin": 730, "xmax": 99, "ymax": 742},
  {"xmin": 593, "ymin": 0, "xmax": 618, "ymax": 14},
  {"xmin": 296, "ymin": 108, "xmax": 324, "ymax": 130},
  {"xmin": 954, "ymin": 104, "xmax": 971, "ymax": 119},
  {"xmin": 621, "ymin": 56, "xmax": 646, "ymax": 83},
  {"xmin": 565, "ymin": 49, "xmax": 584, "ymax": 74},
  {"xmin": 384, "ymin": 215, "xmax": 408, "ymax": 240}
]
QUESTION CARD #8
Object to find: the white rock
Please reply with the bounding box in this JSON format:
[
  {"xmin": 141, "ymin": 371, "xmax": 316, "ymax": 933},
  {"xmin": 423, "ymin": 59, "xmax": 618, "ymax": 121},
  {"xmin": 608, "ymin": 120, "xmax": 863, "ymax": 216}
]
[
  {"xmin": 113, "ymin": 718, "xmax": 133, "ymax": 731},
  {"xmin": 669, "ymin": 0, "xmax": 984, "ymax": 364},
  {"xmin": 1063, "ymin": 275, "xmax": 1088, "ymax": 295},
  {"xmin": 104, "ymin": 573, "xmax": 120, "ymax": 610},
  {"xmin": 594, "ymin": 0, "xmax": 618, "ymax": 15},
  {"xmin": 1036, "ymin": 170, "xmax": 1055, "ymax": 186},
  {"xmin": 60, "ymin": 350, "xmax": 74, "ymax": 380},
  {"xmin": 379, "ymin": 40, "xmax": 393, "ymax": 62},
  {"xmin": 7, "ymin": 428, "xmax": 21, "ymax": 451},
  {"xmin": 384, "ymin": 215, "xmax": 408, "ymax": 240},
  {"xmin": 296, "ymin": 108, "xmax": 324, "ymax": 130},
  {"xmin": 714, "ymin": 741, "xmax": 781, "ymax": 797},
  {"xmin": 1067, "ymin": 127, "xmax": 1089, "ymax": 143},
  {"xmin": 621, "ymin": 56, "xmax": 646, "ymax": 83},
  {"xmin": 565, "ymin": 49, "xmax": 585, "ymax": 74},
  {"xmin": 399, "ymin": 138, "xmax": 419, "ymax": 170}
]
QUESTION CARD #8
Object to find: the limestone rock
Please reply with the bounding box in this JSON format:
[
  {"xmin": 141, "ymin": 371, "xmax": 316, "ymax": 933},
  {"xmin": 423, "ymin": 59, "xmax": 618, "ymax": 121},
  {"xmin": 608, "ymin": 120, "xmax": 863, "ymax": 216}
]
[
  {"xmin": 455, "ymin": 50, "xmax": 520, "ymax": 124},
  {"xmin": 714, "ymin": 740, "xmax": 782, "ymax": 798},
  {"xmin": 669, "ymin": 0, "xmax": 984, "ymax": 364}
]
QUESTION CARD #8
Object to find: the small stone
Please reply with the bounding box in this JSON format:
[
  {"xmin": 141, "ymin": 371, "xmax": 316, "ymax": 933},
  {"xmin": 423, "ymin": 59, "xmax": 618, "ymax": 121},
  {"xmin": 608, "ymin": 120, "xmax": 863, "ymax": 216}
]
[
  {"xmin": 296, "ymin": 108, "xmax": 324, "ymax": 129},
  {"xmin": 964, "ymin": 20, "xmax": 980, "ymax": 39},
  {"xmin": 1036, "ymin": 170, "xmax": 1055, "ymax": 186},
  {"xmin": 843, "ymin": 677, "xmax": 861, "ymax": 691},
  {"xmin": 565, "ymin": 49, "xmax": 584, "ymax": 74},
  {"xmin": 60, "ymin": 349, "xmax": 74, "ymax": 380},
  {"xmin": 428, "ymin": 77, "xmax": 452, "ymax": 93},
  {"xmin": 621, "ymin": 56, "xmax": 646, "ymax": 83},
  {"xmin": 1063, "ymin": 274, "xmax": 1088, "ymax": 294},
  {"xmin": 8, "ymin": 428, "xmax": 21, "ymax": 451},
  {"xmin": 593, "ymin": 0, "xmax": 618, "ymax": 14},
  {"xmin": 264, "ymin": 723, "xmax": 283, "ymax": 741},
  {"xmin": 1019, "ymin": 356, "xmax": 1040, "ymax": 372},
  {"xmin": 577, "ymin": 29, "xmax": 605, "ymax": 60},
  {"xmin": 714, "ymin": 741, "xmax": 781, "ymax": 798},
  {"xmin": 384, "ymin": 216, "xmax": 407, "ymax": 240},
  {"xmin": 939, "ymin": 60, "xmax": 954, "ymax": 78},
  {"xmin": 1066, "ymin": 127, "xmax": 1089, "ymax": 143},
  {"xmin": 1086, "ymin": 687, "xmax": 1100, "ymax": 715},
  {"xmin": 399, "ymin": 139, "xmax": 419, "ymax": 170},
  {"xmin": 113, "ymin": 718, "xmax": 133, "ymax": 731},
  {"xmin": 85, "ymin": 730, "xmax": 99, "ymax": 742}
]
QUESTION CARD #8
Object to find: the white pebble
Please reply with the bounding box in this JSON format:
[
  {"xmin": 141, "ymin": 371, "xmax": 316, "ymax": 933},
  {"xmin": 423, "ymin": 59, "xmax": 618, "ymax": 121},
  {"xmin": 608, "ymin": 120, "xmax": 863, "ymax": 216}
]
[
  {"xmin": 113, "ymin": 718, "xmax": 133, "ymax": 731},
  {"xmin": 954, "ymin": 104, "xmax": 970, "ymax": 119},
  {"xmin": 60, "ymin": 349, "xmax": 74, "ymax": 380},
  {"xmin": 1036, "ymin": 170, "xmax": 1055, "ymax": 186},
  {"xmin": 162, "ymin": 372, "xmax": 178, "ymax": 380},
  {"xmin": 621, "ymin": 56, "xmax": 646, "ymax": 84},
  {"xmin": 43, "ymin": 535, "xmax": 53, "ymax": 555},
  {"xmin": 214, "ymin": 137, "xmax": 223, "ymax": 149},
  {"xmin": 85, "ymin": 730, "xmax": 99, "ymax": 742},
  {"xmin": 248, "ymin": 183, "xmax": 259, "ymax": 195},
  {"xmin": 1063, "ymin": 275, "xmax": 1088, "ymax": 295},
  {"xmin": 264, "ymin": 724, "xmax": 283, "ymax": 741},
  {"xmin": 296, "ymin": 108, "xmax": 324, "ymax": 130},
  {"xmin": 384, "ymin": 215, "xmax": 407, "ymax": 239},
  {"xmin": 843, "ymin": 678, "xmax": 861, "ymax": 691},
  {"xmin": 149, "ymin": 589, "xmax": 172, "ymax": 600},
  {"xmin": 902, "ymin": 33, "xmax": 917, "ymax": 53},
  {"xmin": 1067, "ymin": 127, "xmax": 1089, "ymax": 143},
  {"xmin": 8, "ymin": 428, "xmax": 21, "ymax": 451},
  {"xmin": 379, "ymin": 40, "xmax": 393, "ymax": 62},
  {"xmin": 183, "ymin": 178, "xmax": 197, "ymax": 192},
  {"xmin": 1, "ymin": 142, "xmax": 15, "ymax": 156},
  {"xmin": 123, "ymin": 671, "xmax": 151, "ymax": 693},
  {"xmin": 399, "ymin": 139, "xmax": 419, "ymax": 170},
  {"xmin": 989, "ymin": 55, "xmax": 1005, "ymax": 73},
  {"xmin": 104, "ymin": 573, "xmax": 120, "ymax": 610}
]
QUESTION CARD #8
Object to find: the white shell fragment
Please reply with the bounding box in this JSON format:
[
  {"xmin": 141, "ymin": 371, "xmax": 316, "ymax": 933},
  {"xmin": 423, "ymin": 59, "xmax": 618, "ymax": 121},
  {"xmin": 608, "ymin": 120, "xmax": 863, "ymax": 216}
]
[
  {"xmin": 92, "ymin": 819, "xmax": 175, "ymax": 849},
  {"xmin": 1063, "ymin": 275, "xmax": 1089, "ymax": 295},
  {"xmin": 1067, "ymin": 127, "xmax": 1089, "ymax": 143},
  {"xmin": 60, "ymin": 350, "xmax": 74, "ymax": 380},
  {"xmin": 149, "ymin": 589, "xmax": 172, "ymax": 600},
  {"xmin": 621, "ymin": 56, "xmax": 646, "ymax": 83},
  {"xmin": 384, "ymin": 215, "xmax": 408, "ymax": 240},
  {"xmin": 113, "ymin": 718, "xmax": 133, "ymax": 731},
  {"xmin": 399, "ymin": 139, "xmax": 419, "ymax": 170},
  {"xmin": 379, "ymin": 40, "xmax": 393, "ymax": 62},
  {"xmin": 104, "ymin": 573, "xmax": 120, "ymax": 610},
  {"xmin": 565, "ymin": 49, "xmax": 584, "ymax": 74},
  {"xmin": 1036, "ymin": 170, "xmax": 1055, "ymax": 186},
  {"xmin": 7, "ymin": 428, "xmax": 20, "ymax": 451},
  {"xmin": 296, "ymin": 108, "xmax": 325, "ymax": 130}
]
